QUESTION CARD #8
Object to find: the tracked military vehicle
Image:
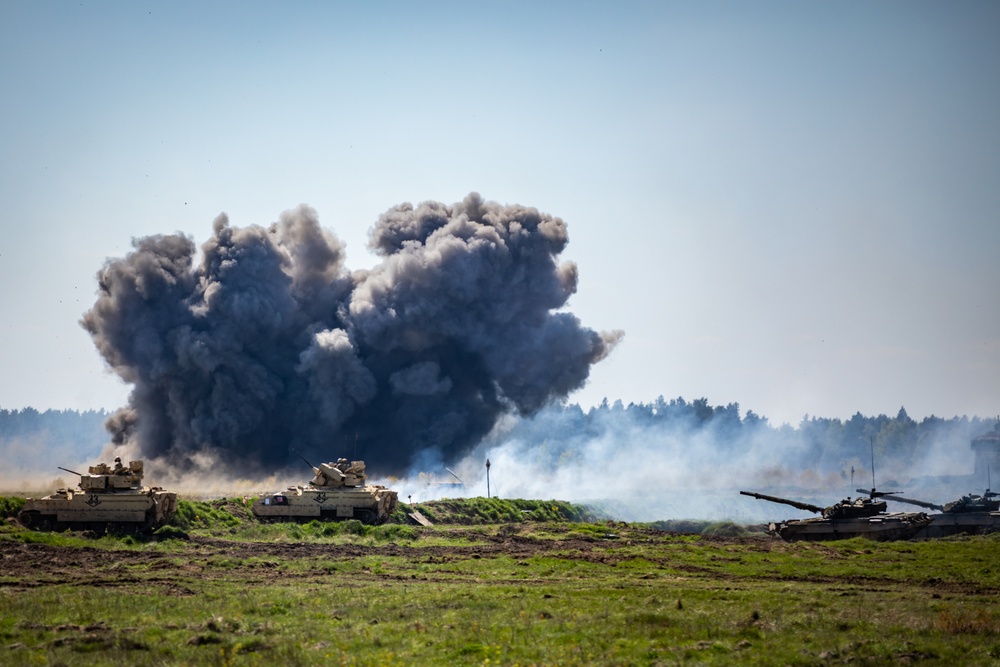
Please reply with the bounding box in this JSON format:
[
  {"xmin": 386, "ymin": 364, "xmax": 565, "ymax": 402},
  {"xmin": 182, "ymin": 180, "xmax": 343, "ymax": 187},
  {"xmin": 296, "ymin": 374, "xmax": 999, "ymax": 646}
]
[
  {"xmin": 18, "ymin": 459, "xmax": 178, "ymax": 534},
  {"xmin": 740, "ymin": 490, "xmax": 932, "ymax": 541},
  {"xmin": 252, "ymin": 454, "xmax": 398, "ymax": 525},
  {"xmin": 863, "ymin": 486, "xmax": 1000, "ymax": 538}
]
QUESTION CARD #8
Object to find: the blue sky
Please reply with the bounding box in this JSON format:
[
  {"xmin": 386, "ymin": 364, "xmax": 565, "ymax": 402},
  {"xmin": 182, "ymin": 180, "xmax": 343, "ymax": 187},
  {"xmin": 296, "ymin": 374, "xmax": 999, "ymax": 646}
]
[{"xmin": 1, "ymin": 1, "xmax": 998, "ymax": 426}]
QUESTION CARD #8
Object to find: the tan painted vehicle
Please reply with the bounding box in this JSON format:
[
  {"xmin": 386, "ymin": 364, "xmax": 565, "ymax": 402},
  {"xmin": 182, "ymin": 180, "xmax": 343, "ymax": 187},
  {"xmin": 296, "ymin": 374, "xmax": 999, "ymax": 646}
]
[
  {"xmin": 740, "ymin": 490, "xmax": 932, "ymax": 541},
  {"xmin": 252, "ymin": 454, "xmax": 398, "ymax": 525},
  {"xmin": 18, "ymin": 459, "xmax": 178, "ymax": 534}
]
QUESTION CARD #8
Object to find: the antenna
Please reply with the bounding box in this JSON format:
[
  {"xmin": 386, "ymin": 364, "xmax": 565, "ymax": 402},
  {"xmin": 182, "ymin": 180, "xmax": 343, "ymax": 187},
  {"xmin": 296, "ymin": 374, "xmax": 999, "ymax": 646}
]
[
  {"xmin": 870, "ymin": 436, "xmax": 876, "ymax": 491},
  {"xmin": 290, "ymin": 448, "xmax": 315, "ymax": 471}
]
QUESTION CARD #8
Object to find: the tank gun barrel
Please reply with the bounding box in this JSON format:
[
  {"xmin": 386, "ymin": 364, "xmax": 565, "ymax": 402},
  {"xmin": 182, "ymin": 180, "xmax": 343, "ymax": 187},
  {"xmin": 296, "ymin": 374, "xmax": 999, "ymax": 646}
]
[
  {"xmin": 856, "ymin": 489, "xmax": 943, "ymax": 512},
  {"xmin": 57, "ymin": 466, "xmax": 83, "ymax": 477},
  {"xmin": 740, "ymin": 490, "xmax": 824, "ymax": 514},
  {"xmin": 854, "ymin": 488, "xmax": 904, "ymax": 500}
]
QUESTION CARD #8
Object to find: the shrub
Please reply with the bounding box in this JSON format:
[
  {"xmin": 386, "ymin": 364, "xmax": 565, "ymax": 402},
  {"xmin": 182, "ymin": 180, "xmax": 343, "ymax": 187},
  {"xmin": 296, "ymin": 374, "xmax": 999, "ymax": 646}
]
[
  {"xmin": 341, "ymin": 520, "xmax": 367, "ymax": 536},
  {"xmin": 0, "ymin": 496, "xmax": 25, "ymax": 519},
  {"xmin": 372, "ymin": 524, "xmax": 418, "ymax": 542},
  {"xmin": 649, "ymin": 520, "xmax": 712, "ymax": 534},
  {"xmin": 153, "ymin": 525, "xmax": 190, "ymax": 541},
  {"xmin": 701, "ymin": 521, "xmax": 748, "ymax": 538},
  {"xmin": 169, "ymin": 500, "xmax": 241, "ymax": 530},
  {"xmin": 409, "ymin": 498, "xmax": 599, "ymax": 525}
]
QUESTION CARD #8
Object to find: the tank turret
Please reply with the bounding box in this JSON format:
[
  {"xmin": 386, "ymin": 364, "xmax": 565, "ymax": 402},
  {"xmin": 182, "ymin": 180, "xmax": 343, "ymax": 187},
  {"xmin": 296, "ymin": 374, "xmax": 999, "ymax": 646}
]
[
  {"xmin": 18, "ymin": 459, "xmax": 177, "ymax": 534},
  {"xmin": 860, "ymin": 490, "xmax": 943, "ymax": 512},
  {"xmin": 820, "ymin": 495, "xmax": 889, "ymax": 520},
  {"xmin": 310, "ymin": 458, "xmax": 367, "ymax": 488},
  {"xmin": 942, "ymin": 491, "xmax": 1000, "ymax": 513}
]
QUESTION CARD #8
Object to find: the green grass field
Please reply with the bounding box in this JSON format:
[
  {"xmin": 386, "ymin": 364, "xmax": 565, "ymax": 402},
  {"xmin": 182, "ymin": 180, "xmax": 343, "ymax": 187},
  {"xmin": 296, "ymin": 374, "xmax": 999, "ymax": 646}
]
[{"xmin": 1, "ymin": 497, "xmax": 999, "ymax": 666}]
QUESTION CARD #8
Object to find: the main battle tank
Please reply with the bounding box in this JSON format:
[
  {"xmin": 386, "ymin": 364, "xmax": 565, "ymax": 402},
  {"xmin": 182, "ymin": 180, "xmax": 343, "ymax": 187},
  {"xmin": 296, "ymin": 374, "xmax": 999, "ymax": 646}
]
[
  {"xmin": 252, "ymin": 454, "xmax": 398, "ymax": 525},
  {"xmin": 18, "ymin": 459, "xmax": 178, "ymax": 534},
  {"xmin": 740, "ymin": 489, "xmax": 932, "ymax": 541},
  {"xmin": 861, "ymin": 487, "xmax": 1000, "ymax": 537}
]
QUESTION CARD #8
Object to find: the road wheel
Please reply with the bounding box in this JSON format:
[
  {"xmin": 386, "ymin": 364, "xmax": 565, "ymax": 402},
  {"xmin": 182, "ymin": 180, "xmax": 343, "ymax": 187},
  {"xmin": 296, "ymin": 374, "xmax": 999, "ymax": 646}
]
[{"xmin": 18, "ymin": 510, "xmax": 41, "ymax": 529}]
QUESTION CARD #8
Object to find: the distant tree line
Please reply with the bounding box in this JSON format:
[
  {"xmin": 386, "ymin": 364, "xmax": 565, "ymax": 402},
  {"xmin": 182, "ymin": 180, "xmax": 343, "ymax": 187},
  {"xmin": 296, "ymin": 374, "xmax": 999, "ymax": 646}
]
[
  {"xmin": 2, "ymin": 402, "xmax": 995, "ymax": 479},
  {"xmin": 487, "ymin": 397, "xmax": 996, "ymax": 480},
  {"xmin": 1, "ymin": 408, "xmax": 109, "ymax": 470}
]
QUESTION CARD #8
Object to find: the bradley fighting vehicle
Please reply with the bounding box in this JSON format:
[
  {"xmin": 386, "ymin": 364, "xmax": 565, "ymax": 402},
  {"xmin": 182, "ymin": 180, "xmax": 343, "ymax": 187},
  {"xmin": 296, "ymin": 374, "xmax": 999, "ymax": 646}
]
[
  {"xmin": 18, "ymin": 459, "xmax": 178, "ymax": 534},
  {"xmin": 252, "ymin": 453, "xmax": 398, "ymax": 525},
  {"xmin": 740, "ymin": 489, "xmax": 932, "ymax": 541},
  {"xmin": 858, "ymin": 485, "xmax": 1000, "ymax": 538}
]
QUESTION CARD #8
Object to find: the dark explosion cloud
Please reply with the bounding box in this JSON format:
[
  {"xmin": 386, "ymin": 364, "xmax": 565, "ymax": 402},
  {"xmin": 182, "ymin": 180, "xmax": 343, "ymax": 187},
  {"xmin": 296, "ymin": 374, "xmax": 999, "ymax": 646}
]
[{"xmin": 81, "ymin": 194, "xmax": 622, "ymax": 475}]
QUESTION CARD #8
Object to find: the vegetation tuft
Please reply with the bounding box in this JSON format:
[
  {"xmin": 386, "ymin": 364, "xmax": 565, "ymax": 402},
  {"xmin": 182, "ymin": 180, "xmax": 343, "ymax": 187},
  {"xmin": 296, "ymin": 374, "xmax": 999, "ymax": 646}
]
[
  {"xmin": 648, "ymin": 519, "xmax": 716, "ymax": 534},
  {"xmin": 168, "ymin": 499, "xmax": 242, "ymax": 530},
  {"xmin": 0, "ymin": 495, "xmax": 24, "ymax": 518},
  {"xmin": 701, "ymin": 521, "xmax": 751, "ymax": 537},
  {"xmin": 406, "ymin": 497, "xmax": 600, "ymax": 524}
]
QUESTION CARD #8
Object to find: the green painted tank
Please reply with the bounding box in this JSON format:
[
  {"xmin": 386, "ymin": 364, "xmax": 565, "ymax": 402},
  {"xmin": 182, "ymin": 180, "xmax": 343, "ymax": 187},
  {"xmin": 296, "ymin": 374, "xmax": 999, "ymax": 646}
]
[
  {"xmin": 870, "ymin": 487, "xmax": 1000, "ymax": 537},
  {"xmin": 740, "ymin": 490, "xmax": 931, "ymax": 541}
]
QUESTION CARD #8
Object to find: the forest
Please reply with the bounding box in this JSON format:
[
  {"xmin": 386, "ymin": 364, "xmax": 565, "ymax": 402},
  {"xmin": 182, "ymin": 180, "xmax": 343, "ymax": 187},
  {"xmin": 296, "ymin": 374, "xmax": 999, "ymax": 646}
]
[
  {"xmin": 471, "ymin": 397, "xmax": 998, "ymax": 495},
  {"xmin": 1, "ymin": 408, "xmax": 109, "ymax": 474},
  {"xmin": 3, "ymin": 400, "xmax": 994, "ymax": 483}
]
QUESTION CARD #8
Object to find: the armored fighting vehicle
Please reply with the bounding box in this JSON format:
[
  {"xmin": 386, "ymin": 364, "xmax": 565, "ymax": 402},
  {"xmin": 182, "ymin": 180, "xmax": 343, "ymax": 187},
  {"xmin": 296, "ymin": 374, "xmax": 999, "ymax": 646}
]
[
  {"xmin": 252, "ymin": 454, "xmax": 398, "ymax": 525},
  {"xmin": 740, "ymin": 490, "xmax": 932, "ymax": 541},
  {"xmin": 18, "ymin": 459, "xmax": 178, "ymax": 534},
  {"xmin": 861, "ymin": 487, "xmax": 1000, "ymax": 537}
]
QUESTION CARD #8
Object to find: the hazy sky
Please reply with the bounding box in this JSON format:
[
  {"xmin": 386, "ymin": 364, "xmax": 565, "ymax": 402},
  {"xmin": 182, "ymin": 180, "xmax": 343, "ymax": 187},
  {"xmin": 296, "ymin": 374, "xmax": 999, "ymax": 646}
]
[{"xmin": 1, "ymin": 1, "xmax": 998, "ymax": 427}]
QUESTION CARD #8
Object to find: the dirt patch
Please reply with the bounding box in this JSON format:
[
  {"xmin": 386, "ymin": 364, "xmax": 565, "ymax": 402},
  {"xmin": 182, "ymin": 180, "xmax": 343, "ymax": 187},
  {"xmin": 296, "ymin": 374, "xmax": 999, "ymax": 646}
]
[{"xmin": 1, "ymin": 533, "xmax": 996, "ymax": 598}]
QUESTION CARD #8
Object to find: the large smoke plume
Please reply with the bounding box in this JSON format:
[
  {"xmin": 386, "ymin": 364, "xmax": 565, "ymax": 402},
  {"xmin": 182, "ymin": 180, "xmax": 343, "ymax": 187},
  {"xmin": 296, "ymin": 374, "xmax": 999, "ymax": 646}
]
[{"xmin": 82, "ymin": 194, "xmax": 622, "ymax": 475}]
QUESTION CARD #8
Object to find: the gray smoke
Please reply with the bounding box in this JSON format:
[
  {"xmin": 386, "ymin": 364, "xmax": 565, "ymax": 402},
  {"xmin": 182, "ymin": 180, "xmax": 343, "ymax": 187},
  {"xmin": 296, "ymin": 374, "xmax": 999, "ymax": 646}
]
[{"xmin": 81, "ymin": 194, "xmax": 622, "ymax": 475}]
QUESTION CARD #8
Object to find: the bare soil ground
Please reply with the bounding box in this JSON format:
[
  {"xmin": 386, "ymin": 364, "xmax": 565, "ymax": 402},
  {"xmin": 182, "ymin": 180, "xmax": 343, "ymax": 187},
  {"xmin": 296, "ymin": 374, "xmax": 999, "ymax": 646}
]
[
  {"xmin": 0, "ymin": 531, "xmax": 638, "ymax": 590},
  {"xmin": 2, "ymin": 530, "xmax": 994, "ymax": 598}
]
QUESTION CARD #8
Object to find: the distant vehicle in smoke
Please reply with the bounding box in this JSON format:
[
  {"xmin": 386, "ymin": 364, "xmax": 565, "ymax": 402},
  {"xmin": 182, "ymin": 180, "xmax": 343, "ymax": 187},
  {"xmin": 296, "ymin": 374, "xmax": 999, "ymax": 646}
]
[
  {"xmin": 863, "ymin": 485, "xmax": 1000, "ymax": 538},
  {"xmin": 18, "ymin": 459, "xmax": 177, "ymax": 534},
  {"xmin": 739, "ymin": 489, "xmax": 931, "ymax": 541},
  {"xmin": 251, "ymin": 452, "xmax": 398, "ymax": 525}
]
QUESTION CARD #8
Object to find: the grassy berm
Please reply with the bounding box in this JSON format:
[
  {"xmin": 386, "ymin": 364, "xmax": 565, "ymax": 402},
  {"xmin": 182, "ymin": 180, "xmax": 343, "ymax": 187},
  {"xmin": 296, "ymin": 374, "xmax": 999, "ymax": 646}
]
[{"xmin": 1, "ymin": 497, "xmax": 999, "ymax": 666}]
